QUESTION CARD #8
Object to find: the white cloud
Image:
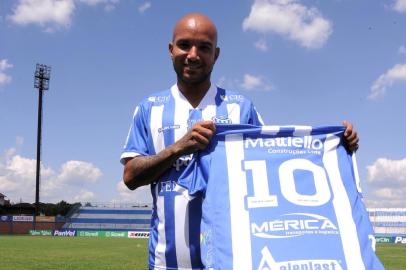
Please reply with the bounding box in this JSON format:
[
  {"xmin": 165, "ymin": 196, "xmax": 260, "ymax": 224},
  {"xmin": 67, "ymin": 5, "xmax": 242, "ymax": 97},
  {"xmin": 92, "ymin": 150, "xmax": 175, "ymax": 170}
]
[
  {"xmin": 138, "ymin": 2, "xmax": 151, "ymax": 13},
  {"xmin": 364, "ymin": 158, "xmax": 406, "ymax": 207},
  {"xmin": 0, "ymin": 73, "xmax": 12, "ymax": 86},
  {"xmin": 399, "ymin": 45, "xmax": 406, "ymax": 54},
  {"xmin": 0, "ymin": 154, "xmax": 55, "ymax": 202},
  {"xmin": 243, "ymin": 0, "xmax": 332, "ymax": 49},
  {"xmin": 393, "ymin": 0, "xmax": 406, "ymax": 12},
  {"xmin": 0, "ymin": 140, "xmax": 103, "ymax": 203},
  {"xmin": 367, "ymin": 158, "xmax": 406, "ymax": 184},
  {"xmin": 4, "ymin": 137, "xmax": 24, "ymax": 160},
  {"xmin": 0, "ymin": 59, "xmax": 13, "ymax": 86},
  {"xmin": 8, "ymin": 0, "xmax": 75, "ymax": 29},
  {"xmin": 57, "ymin": 160, "xmax": 102, "ymax": 183},
  {"xmin": 74, "ymin": 189, "xmax": 95, "ymax": 201},
  {"xmin": 369, "ymin": 63, "xmax": 406, "ymax": 99},
  {"xmin": 241, "ymin": 74, "xmax": 272, "ymax": 91},
  {"xmin": 78, "ymin": 0, "xmax": 119, "ymax": 11},
  {"xmin": 0, "ymin": 59, "xmax": 13, "ymax": 70},
  {"xmin": 116, "ymin": 180, "xmax": 152, "ymax": 204},
  {"xmin": 79, "ymin": 0, "xmax": 110, "ymax": 5},
  {"xmin": 255, "ymin": 38, "xmax": 269, "ymax": 51},
  {"xmin": 8, "ymin": 0, "xmax": 120, "ymax": 31}
]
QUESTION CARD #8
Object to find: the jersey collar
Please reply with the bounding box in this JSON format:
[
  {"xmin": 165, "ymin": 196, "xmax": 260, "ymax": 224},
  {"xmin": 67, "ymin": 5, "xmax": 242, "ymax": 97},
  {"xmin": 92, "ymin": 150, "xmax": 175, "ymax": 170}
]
[{"xmin": 170, "ymin": 83, "xmax": 217, "ymax": 110}]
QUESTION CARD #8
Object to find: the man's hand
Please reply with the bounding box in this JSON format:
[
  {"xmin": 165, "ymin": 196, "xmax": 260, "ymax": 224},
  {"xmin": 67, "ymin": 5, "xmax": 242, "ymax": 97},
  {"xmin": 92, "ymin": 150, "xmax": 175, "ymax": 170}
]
[
  {"xmin": 342, "ymin": 120, "xmax": 359, "ymax": 152},
  {"xmin": 173, "ymin": 121, "xmax": 216, "ymax": 156},
  {"xmin": 122, "ymin": 121, "xmax": 215, "ymax": 190}
]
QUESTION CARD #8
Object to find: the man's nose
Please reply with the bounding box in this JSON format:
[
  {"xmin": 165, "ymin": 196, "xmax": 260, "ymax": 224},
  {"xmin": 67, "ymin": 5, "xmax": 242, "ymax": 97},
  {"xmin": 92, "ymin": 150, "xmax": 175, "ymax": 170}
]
[{"xmin": 187, "ymin": 46, "xmax": 199, "ymax": 60}]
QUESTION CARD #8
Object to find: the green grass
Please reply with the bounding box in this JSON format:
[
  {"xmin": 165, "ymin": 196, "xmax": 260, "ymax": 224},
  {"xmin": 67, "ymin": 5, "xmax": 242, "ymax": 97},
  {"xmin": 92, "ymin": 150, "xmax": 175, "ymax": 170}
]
[
  {"xmin": 0, "ymin": 236, "xmax": 149, "ymax": 270},
  {"xmin": 376, "ymin": 243, "xmax": 406, "ymax": 270},
  {"xmin": 0, "ymin": 236, "xmax": 404, "ymax": 269}
]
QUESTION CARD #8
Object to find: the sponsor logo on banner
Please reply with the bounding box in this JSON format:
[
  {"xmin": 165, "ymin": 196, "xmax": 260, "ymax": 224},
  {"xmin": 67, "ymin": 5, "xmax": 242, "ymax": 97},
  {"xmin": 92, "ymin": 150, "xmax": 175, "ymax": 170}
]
[
  {"xmin": 1, "ymin": 215, "xmax": 9, "ymax": 221},
  {"xmin": 251, "ymin": 213, "xmax": 338, "ymax": 239},
  {"xmin": 29, "ymin": 230, "xmax": 52, "ymax": 236},
  {"xmin": 257, "ymin": 246, "xmax": 343, "ymax": 270},
  {"xmin": 78, "ymin": 231, "xmax": 99, "ymax": 237},
  {"xmin": 36, "ymin": 216, "xmax": 55, "ymax": 222},
  {"xmin": 375, "ymin": 237, "xmax": 391, "ymax": 243},
  {"xmin": 128, "ymin": 231, "xmax": 150, "ymax": 238},
  {"xmin": 53, "ymin": 230, "xmax": 76, "ymax": 237},
  {"xmin": 394, "ymin": 236, "xmax": 406, "ymax": 244},
  {"xmin": 13, "ymin": 216, "xmax": 34, "ymax": 222},
  {"xmin": 105, "ymin": 231, "xmax": 126, "ymax": 238}
]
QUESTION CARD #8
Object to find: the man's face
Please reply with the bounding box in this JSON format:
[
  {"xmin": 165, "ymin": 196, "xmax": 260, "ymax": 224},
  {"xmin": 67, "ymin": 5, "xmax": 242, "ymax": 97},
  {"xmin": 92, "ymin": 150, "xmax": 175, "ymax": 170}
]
[{"xmin": 169, "ymin": 19, "xmax": 219, "ymax": 86}]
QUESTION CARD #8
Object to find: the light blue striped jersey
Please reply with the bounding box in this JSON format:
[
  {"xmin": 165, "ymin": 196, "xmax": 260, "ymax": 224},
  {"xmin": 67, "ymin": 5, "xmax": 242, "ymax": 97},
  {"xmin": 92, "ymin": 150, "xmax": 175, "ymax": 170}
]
[
  {"xmin": 121, "ymin": 85, "xmax": 263, "ymax": 270},
  {"xmin": 178, "ymin": 124, "xmax": 384, "ymax": 270}
]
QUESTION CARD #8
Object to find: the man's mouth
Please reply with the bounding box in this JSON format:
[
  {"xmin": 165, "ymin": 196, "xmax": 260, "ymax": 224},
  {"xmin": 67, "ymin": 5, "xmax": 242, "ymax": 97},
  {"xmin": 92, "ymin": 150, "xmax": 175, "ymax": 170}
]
[{"xmin": 184, "ymin": 64, "xmax": 202, "ymax": 71}]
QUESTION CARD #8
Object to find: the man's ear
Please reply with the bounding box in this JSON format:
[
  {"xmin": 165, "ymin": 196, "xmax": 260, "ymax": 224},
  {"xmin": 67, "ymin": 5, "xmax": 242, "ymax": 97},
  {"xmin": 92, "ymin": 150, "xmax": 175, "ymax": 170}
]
[
  {"xmin": 169, "ymin": 43, "xmax": 174, "ymax": 59},
  {"xmin": 214, "ymin": 47, "xmax": 220, "ymax": 61}
]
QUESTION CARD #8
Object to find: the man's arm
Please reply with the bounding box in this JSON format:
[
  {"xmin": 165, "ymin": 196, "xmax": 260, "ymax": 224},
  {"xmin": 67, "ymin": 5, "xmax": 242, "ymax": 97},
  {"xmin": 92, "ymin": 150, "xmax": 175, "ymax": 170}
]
[
  {"xmin": 342, "ymin": 120, "xmax": 359, "ymax": 152},
  {"xmin": 123, "ymin": 121, "xmax": 215, "ymax": 190}
]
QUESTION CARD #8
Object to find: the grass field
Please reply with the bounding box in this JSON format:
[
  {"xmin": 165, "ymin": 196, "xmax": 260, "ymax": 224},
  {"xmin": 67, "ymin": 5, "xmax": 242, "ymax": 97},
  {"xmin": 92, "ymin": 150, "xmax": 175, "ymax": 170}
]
[{"xmin": 0, "ymin": 236, "xmax": 404, "ymax": 270}]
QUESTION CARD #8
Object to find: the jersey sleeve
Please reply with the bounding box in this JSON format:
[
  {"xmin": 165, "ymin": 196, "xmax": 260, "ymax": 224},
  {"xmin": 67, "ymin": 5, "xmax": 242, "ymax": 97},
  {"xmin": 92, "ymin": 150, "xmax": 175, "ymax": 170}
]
[
  {"xmin": 178, "ymin": 152, "xmax": 211, "ymax": 196},
  {"xmin": 120, "ymin": 103, "xmax": 149, "ymax": 164}
]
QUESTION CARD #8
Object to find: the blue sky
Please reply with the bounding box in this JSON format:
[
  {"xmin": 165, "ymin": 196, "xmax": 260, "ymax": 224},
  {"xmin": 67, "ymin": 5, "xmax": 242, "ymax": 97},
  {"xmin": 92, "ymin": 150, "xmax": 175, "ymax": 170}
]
[{"xmin": 1, "ymin": 0, "xmax": 405, "ymax": 207}]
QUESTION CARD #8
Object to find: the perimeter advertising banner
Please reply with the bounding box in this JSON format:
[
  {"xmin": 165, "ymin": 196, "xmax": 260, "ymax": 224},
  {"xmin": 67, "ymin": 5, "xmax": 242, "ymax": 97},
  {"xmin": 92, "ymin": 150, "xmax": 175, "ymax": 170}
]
[
  {"xmin": 128, "ymin": 231, "xmax": 150, "ymax": 238},
  {"xmin": 103, "ymin": 231, "xmax": 127, "ymax": 238},
  {"xmin": 53, "ymin": 229, "xmax": 76, "ymax": 237},
  {"xmin": 29, "ymin": 230, "xmax": 52, "ymax": 236},
  {"xmin": 0, "ymin": 215, "xmax": 10, "ymax": 222},
  {"xmin": 36, "ymin": 216, "xmax": 56, "ymax": 222},
  {"xmin": 394, "ymin": 236, "xmax": 406, "ymax": 244},
  {"xmin": 376, "ymin": 236, "xmax": 406, "ymax": 244},
  {"xmin": 78, "ymin": 230, "xmax": 100, "ymax": 237},
  {"xmin": 77, "ymin": 230, "xmax": 127, "ymax": 238},
  {"xmin": 12, "ymin": 216, "xmax": 33, "ymax": 222}
]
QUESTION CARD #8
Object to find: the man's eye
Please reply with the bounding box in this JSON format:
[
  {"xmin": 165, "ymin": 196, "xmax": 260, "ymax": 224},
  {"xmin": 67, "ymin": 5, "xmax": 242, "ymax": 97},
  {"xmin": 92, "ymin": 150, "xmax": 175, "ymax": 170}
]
[
  {"xmin": 200, "ymin": 46, "xmax": 211, "ymax": 52},
  {"xmin": 178, "ymin": 42, "xmax": 190, "ymax": 50}
]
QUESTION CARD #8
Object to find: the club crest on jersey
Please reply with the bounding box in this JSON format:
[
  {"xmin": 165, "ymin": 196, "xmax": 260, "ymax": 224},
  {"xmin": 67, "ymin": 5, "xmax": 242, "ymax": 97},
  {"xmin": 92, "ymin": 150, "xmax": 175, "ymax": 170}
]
[
  {"xmin": 251, "ymin": 213, "xmax": 338, "ymax": 239},
  {"xmin": 212, "ymin": 116, "xmax": 232, "ymax": 124},
  {"xmin": 220, "ymin": 94, "xmax": 244, "ymax": 102}
]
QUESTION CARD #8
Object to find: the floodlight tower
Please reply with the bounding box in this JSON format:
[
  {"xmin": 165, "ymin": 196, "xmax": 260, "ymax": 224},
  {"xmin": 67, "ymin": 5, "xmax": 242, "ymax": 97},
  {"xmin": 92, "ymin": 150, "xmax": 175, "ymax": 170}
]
[{"xmin": 34, "ymin": 64, "xmax": 51, "ymax": 217}]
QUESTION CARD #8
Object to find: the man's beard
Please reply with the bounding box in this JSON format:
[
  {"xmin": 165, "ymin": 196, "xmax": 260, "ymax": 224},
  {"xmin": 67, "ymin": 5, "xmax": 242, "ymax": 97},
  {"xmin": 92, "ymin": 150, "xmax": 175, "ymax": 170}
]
[{"xmin": 174, "ymin": 64, "xmax": 212, "ymax": 86}]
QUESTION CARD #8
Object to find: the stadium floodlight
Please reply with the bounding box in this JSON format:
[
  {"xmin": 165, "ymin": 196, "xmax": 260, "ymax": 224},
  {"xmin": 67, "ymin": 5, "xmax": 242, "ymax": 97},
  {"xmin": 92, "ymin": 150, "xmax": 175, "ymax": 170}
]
[
  {"xmin": 33, "ymin": 64, "xmax": 51, "ymax": 221},
  {"xmin": 34, "ymin": 64, "xmax": 51, "ymax": 90}
]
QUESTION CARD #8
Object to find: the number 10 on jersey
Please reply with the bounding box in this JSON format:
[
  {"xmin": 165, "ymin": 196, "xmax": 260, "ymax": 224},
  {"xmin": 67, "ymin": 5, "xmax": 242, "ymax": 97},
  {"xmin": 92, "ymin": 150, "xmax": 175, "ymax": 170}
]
[{"xmin": 243, "ymin": 158, "xmax": 331, "ymax": 208}]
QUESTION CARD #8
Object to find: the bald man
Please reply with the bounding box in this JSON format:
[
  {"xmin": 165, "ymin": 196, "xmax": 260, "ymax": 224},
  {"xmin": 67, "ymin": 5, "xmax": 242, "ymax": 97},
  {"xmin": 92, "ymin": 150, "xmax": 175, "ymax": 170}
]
[
  {"xmin": 121, "ymin": 13, "xmax": 264, "ymax": 269},
  {"xmin": 121, "ymin": 13, "xmax": 359, "ymax": 270}
]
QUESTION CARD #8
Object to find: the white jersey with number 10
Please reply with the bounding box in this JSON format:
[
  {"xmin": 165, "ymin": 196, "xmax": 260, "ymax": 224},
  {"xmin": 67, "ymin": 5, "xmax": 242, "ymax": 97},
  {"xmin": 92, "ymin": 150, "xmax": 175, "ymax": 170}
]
[{"xmin": 178, "ymin": 124, "xmax": 384, "ymax": 270}]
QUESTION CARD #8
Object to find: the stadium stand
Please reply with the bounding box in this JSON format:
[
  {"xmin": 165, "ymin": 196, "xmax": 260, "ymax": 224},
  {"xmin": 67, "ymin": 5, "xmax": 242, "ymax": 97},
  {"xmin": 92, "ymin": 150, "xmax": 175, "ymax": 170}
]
[
  {"xmin": 368, "ymin": 208, "xmax": 406, "ymax": 235},
  {"xmin": 63, "ymin": 206, "xmax": 152, "ymax": 231},
  {"xmin": 0, "ymin": 193, "xmax": 11, "ymax": 206}
]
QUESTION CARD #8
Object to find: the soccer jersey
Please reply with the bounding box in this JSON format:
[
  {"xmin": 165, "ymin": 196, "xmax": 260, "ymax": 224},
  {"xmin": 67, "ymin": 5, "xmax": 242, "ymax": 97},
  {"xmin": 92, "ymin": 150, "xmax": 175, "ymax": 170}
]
[
  {"xmin": 178, "ymin": 124, "xmax": 384, "ymax": 270},
  {"xmin": 121, "ymin": 85, "xmax": 263, "ymax": 270}
]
